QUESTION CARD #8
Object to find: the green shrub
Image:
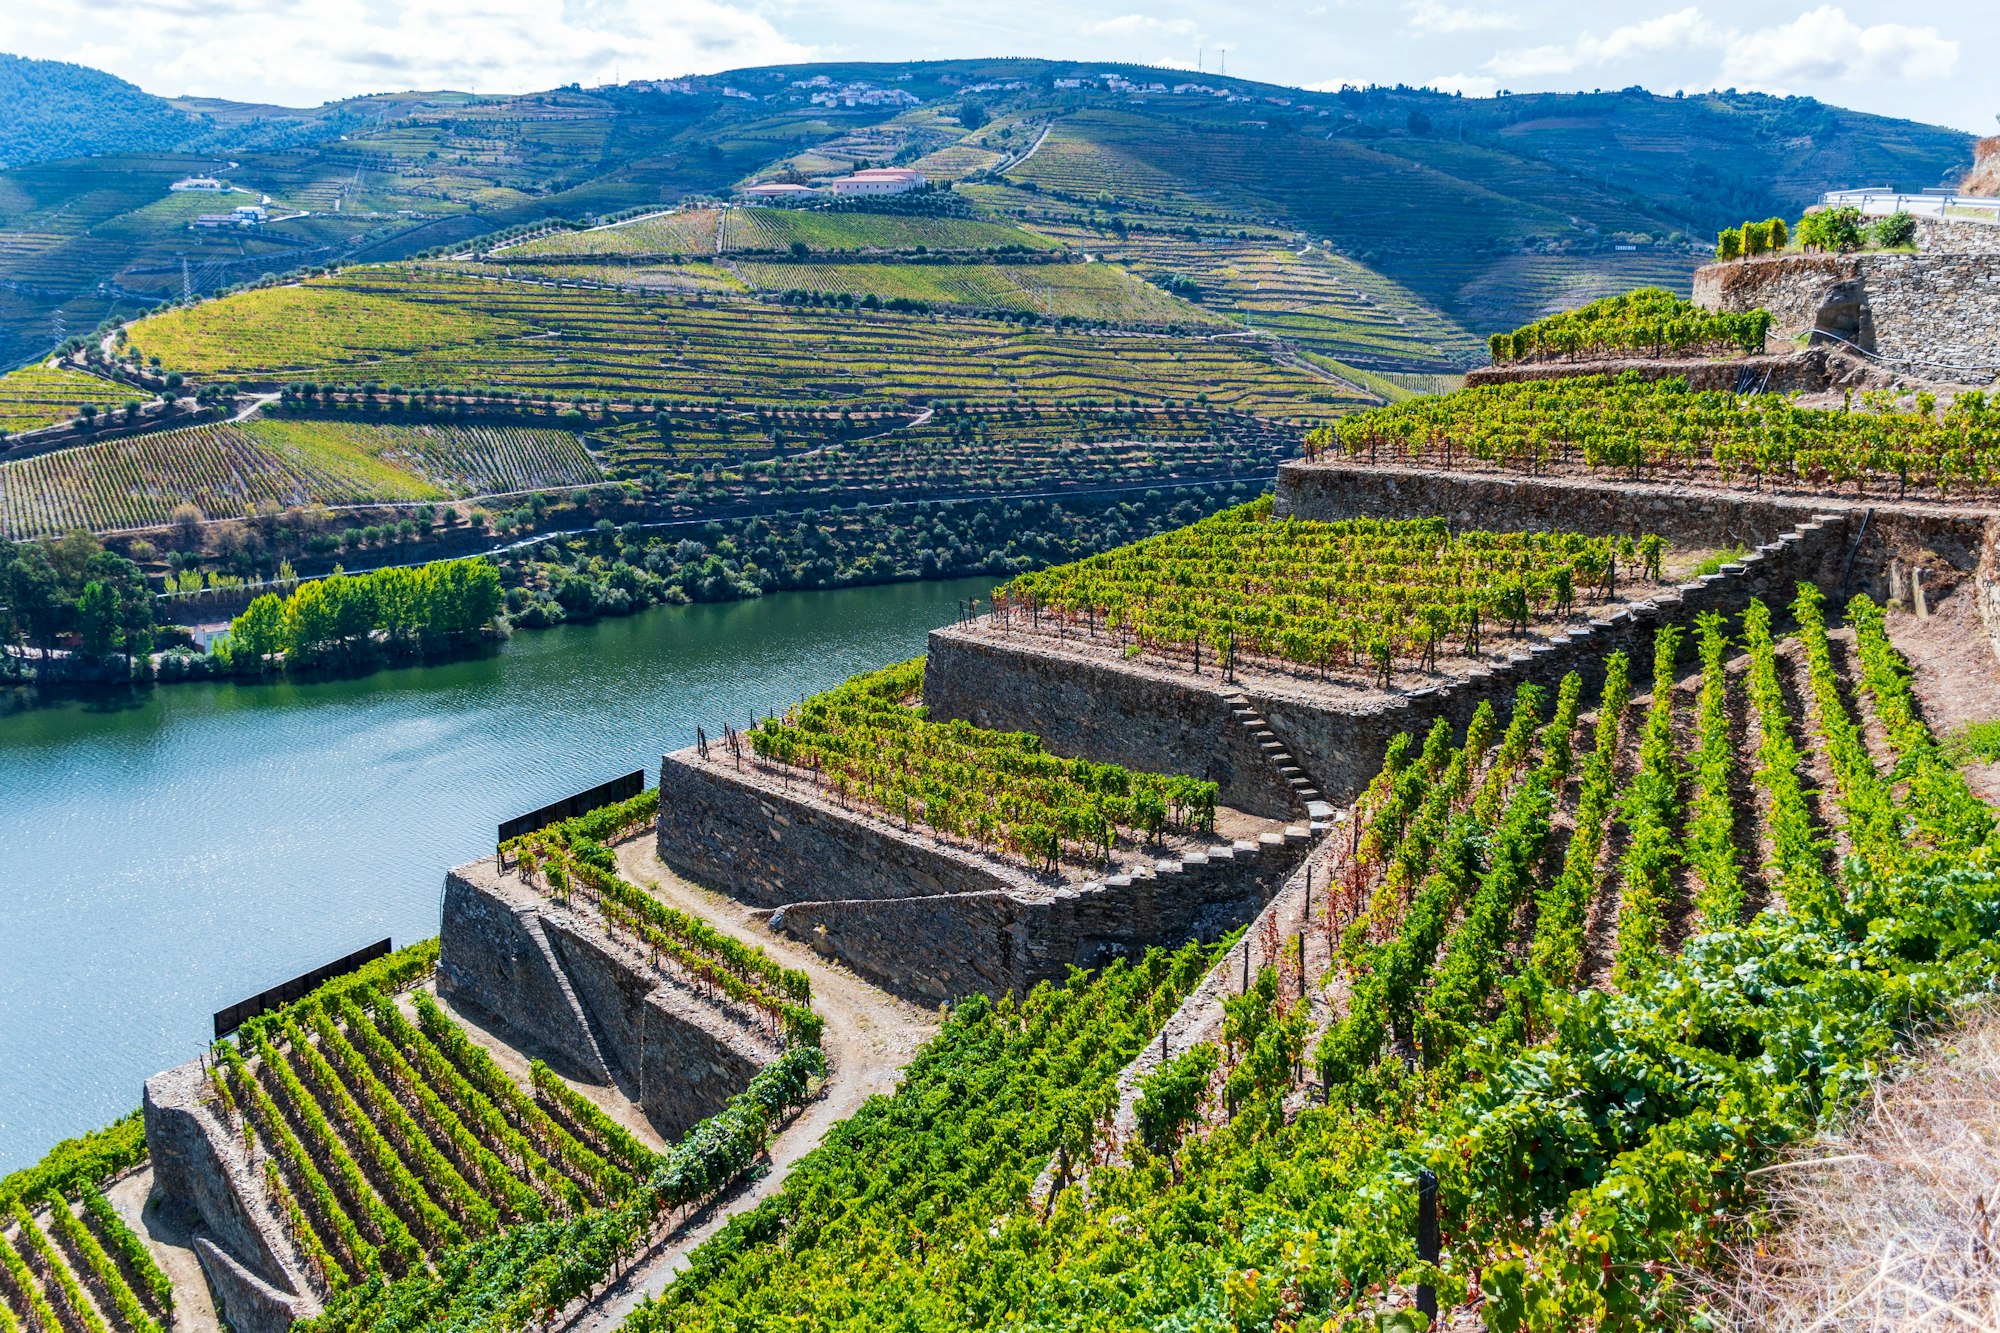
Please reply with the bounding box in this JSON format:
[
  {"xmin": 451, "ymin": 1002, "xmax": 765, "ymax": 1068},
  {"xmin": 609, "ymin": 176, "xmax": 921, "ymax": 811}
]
[
  {"xmin": 1714, "ymin": 226, "xmax": 1742, "ymax": 261},
  {"xmin": 1871, "ymin": 212, "xmax": 1918, "ymax": 248},
  {"xmin": 1798, "ymin": 206, "xmax": 1865, "ymax": 253}
]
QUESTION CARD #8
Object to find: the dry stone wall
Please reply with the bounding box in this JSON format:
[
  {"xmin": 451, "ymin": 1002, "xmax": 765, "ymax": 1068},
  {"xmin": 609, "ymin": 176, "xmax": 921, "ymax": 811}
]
[
  {"xmin": 922, "ymin": 632, "xmax": 1296, "ymax": 819},
  {"xmin": 1275, "ymin": 461, "xmax": 1992, "ymax": 587},
  {"xmin": 1692, "ymin": 238, "xmax": 2000, "ymax": 377},
  {"xmin": 143, "ymin": 1062, "xmax": 318, "ymax": 1333},
  {"xmin": 439, "ymin": 860, "xmax": 780, "ymax": 1137},
  {"xmin": 655, "ymin": 750, "xmax": 1309, "ymax": 1004},
  {"xmin": 1464, "ymin": 350, "xmax": 1851, "ymax": 393}
]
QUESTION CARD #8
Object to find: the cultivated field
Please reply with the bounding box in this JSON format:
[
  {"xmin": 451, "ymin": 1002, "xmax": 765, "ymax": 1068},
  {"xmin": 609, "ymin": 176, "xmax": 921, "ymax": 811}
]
[
  {"xmin": 0, "ymin": 366, "xmax": 137, "ymax": 435},
  {"xmin": 126, "ymin": 268, "xmax": 1371, "ymax": 415},
  {"xmin": 0, "ymin": 418, "xmax": 598, "ymax": 537},
  {"xmin": 736, "ymin": 259, "xmax": 1228, "ymax": 325}
]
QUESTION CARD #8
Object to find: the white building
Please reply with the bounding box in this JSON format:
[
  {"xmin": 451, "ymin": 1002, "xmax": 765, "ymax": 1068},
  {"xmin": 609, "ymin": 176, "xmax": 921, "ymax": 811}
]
[
  {"xmin": 170, "ymin": 177, "xmax": 226, "ymax": 192},
  {"xmin": 827, "ymin": 168, "xmax": 927, "ymax": 196},
  {"xmin": 740, "ymin": 182, "xmax": 818, "ymax": 200}
]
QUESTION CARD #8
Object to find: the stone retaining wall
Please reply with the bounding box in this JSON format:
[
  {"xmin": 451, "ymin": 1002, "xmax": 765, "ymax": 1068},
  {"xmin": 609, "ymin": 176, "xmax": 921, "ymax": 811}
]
[
  {"xmin": 655, "ymin": 750, "xmax": 1310, "ymax": 1004},
  {"xmin": 1692, "ymin": 246, "xmax": 2000, "ymax": 375},
  {"xmin": 143, "ymin": 1062, "xmax": 318, "ymax": 1333},
  {"xmin": 1463, "ymin": 350, "xmax": 1849, "ymax": 393},
  {"xmin": 1274, "ymin": 461, "xmax": 1992, "ymax": 592},
  {"xmin": 439, "ymin": 860, "xmax": 780, "ymax": 1137},
  {"xmin": 922, "ymin": 633, "xmax": 1295, "ymax": 819}
]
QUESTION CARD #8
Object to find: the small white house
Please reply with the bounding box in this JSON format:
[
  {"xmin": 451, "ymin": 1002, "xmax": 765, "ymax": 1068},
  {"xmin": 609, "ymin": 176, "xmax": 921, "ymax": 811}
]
[{"xmin": 170, "ymin": 176, "xmax": 226, "ymax": 192}]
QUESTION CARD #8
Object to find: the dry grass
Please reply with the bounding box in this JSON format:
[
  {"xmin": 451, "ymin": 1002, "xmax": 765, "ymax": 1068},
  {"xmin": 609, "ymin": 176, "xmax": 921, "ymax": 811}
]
[{"xmin": 1699, "ymin": 1000, "xmax": 2000, "ymax": 1331}]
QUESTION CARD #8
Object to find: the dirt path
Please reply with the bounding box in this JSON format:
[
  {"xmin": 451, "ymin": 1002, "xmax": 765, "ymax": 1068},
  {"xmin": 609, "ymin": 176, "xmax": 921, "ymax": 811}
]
[
  {"xmin": 106, "ymin": 1165, "xmax": 224, "ymax": 1333},
  {"xmin": 559, "ymin": 839, "xmax": 940, "ymax": 1333},
  {"xmin": 1881, "ymin": 585, "xmax": 2000, "ymax": 806}
]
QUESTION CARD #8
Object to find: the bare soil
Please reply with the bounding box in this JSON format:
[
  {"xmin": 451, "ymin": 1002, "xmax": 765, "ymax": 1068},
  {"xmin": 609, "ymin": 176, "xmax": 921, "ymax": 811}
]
[
  {"xmin": 106, "ymin": 1165, "xmax": 223, "ymax": 1333},
  {"xmin": 1880, "ymin": 585, "xmax": 2000, "ymax": 807}
]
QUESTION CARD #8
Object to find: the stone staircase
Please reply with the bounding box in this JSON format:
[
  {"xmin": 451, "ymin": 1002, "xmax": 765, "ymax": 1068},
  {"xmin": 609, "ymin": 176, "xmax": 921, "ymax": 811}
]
[{"xmin": 1221, "ymin": 688, "xmax": 1338, "ymax": 830}]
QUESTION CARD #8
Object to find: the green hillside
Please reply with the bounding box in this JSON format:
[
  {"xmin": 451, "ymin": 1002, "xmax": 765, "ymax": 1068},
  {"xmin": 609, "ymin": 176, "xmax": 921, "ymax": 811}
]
[
  {"xmin": 124, "ymin": 267, "xmax": 1368, "ymax": 415},
  {"xmin": 0, "ymin": 56, "xmax": 202, "ymax": 169},
  {"xmin": 0, "ymin": 58, "xmax": 1972, "ymax": 370}
]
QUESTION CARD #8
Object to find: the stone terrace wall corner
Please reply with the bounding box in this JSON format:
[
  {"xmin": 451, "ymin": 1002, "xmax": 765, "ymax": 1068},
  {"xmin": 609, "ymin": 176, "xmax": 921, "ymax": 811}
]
[
  {"xmin": 922, "ymin": 627, "xmax": 1295, "ymax": 820},
  {"xmin": 656, "ymin": 748, "xmax": 1021, "ymax": 907},
  {"xmin": 438, "ymin": 862, "xmax": 611, "ymax": 1082},
  {"xmin": 439, "ymin": 857, "xmax": 779, "ymax": 1136}
]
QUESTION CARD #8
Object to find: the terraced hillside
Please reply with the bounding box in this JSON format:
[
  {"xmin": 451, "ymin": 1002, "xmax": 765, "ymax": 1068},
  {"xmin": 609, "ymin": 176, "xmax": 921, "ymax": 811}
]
[
  {"xmin": 1, "ymin": 57, "xmax": 1970, "ymax": 373},
  {"xmin": 1001, "ymin": 108, "xmax": 1708, "ymax": 335},
  {"xmin": 0, "ymin": 365, "xmax": 136, "ymax": 435},
  {"xmin": 1037, "ymin": 228, "xmax": 1483, "ymax": 372},
  {"xmin": 0, "ymin": 418, "xmax": 599, "ymax": 537},
  {"xmin": 605, "ymin": 576, "xmax": 2000, "ymax": 1333},
  {"xmin": 125, "ymin": 268, "xmax": 1370, "ymax": 415}
]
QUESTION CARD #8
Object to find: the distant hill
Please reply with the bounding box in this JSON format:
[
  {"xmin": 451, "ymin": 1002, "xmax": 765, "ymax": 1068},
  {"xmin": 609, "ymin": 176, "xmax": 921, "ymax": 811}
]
[
  {"xmin": 0, "ymin": 54, "xmax": 203, "ymax": 168},
  {"xmin": 0, "ymin": 57, "xmax": 1976, "ymax": 370}
]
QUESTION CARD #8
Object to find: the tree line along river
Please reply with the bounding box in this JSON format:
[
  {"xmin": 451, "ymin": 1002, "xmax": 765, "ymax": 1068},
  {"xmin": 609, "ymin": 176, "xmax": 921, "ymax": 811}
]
[{"xmin": 0, "ymin": 575, "xmax": 992, "ymax": 1174}]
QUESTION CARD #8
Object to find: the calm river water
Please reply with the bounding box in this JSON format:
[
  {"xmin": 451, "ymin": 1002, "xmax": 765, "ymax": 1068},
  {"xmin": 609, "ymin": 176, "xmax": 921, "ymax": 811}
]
[{"xmin": 0, "ymin": 576, "xmax": 990, "ymax": 1173}]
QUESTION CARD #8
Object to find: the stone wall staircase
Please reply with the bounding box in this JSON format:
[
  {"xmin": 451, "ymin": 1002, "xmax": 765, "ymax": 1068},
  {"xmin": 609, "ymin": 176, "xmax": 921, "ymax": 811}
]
[{"xmin": 1221, "ymin": 688, "xmax": 1338, "ymax": 830}]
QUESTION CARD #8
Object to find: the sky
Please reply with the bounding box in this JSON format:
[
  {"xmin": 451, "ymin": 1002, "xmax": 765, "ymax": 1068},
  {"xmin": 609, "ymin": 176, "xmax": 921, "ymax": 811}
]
[{"xmin": 5, "ymin": 0, "xmax": 1995, "ymax": 134}]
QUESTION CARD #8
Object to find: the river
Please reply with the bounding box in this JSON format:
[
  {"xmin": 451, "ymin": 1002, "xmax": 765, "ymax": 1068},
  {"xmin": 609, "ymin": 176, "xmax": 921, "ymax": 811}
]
[{"xmin": 0, "ymin": 576, "xmax": 992, "ymax": 1174}]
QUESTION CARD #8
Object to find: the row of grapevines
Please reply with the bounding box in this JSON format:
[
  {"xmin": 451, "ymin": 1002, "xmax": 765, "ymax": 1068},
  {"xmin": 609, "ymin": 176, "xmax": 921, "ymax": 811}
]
[
  {"xmin": 1415, "ymin": 673, "xmax": 1582, "ymax": 1065},
  {"xmin": 1487, "ymin": 288, "xmax": 1772, "ymax": 364},
  {"xmin": 1608, "ymin": 626, "xmax": 1684, "ymax": 985},
  {"xmin": 408, "ymin": 994, "xmax": 628, "ymax": 1205},
  {"xmin": 747, "ymin": 658, "xmax": 1219, "ymax": 872},
  {"xmin": 1326, "ymin": 373, "xmax": 2000, "ymax": 494},
  {"xmin": 1847, "ymin": 596, "xmax": 1998, "ymax": 853},
  {"xmin": 1741, "ymin": 599, "xmax": 1840, "ymax": 922},
  {"xmin": 75, "ymin": 1188, "xmax": 170, "ymax": 1320},
  {"xmin": 1792, "ymin": 586, "xmax": 1901, "ymax": 873},
  {"xmin": 302, "ymin": 1043, "xmax": 825, "ymax": 1333},
  {"xmin": 1527, "ymin": 651, "xmax": 1632, "ymax": 992},
  {"xmin": 332, "ymin": 997, "xmax": 545, "ymax": 1225},
  {"xmin": 1684, "ymin": 612, "xmax": 1746, "ymax": 931},
  {"xmin": 40, "ymin": 1195, "xmax": 160, "ymax": 1333},
  {"xmin": 995, "ymin": 498, "xmax": 1647, "ymax": 676},
  {"xmin": 1, "ymin": 1210, "xmax": 75, "ymax": 1333}
]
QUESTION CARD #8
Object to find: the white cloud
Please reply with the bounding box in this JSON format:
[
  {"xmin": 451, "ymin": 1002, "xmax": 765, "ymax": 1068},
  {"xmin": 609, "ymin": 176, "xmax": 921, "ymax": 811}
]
[
  {"xmin": 1487, "ymin": 7, "xmax": 1719, "ymax": 79},
  {"xmin": 1405, "ymin": 2, "xmax": 1521, "ymax": 36},
  {"xmin": 1082, "ymin": 13, "xmax": 1200, "ymax": 39},
  {"xmin": 1484, "ymin": 5, "xmax": 1955, "ymax": 90},
  {"xmin": 1425, "ymin": 71, "xmax": 1503, "ymax": 97},
  {"xmin": 1721, "ymin": 6, "xmax": 1958, "ymax": 86},
  {"xmin": 0, "ymin": 0, "xmax": 808, "ymax": 104}
]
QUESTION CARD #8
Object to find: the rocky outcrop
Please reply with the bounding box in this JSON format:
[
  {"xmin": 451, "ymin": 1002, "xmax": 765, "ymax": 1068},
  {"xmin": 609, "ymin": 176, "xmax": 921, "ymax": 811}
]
[{"xmin": 1963, "ymin": 137, "xmax": 2000, "ymax": 198}]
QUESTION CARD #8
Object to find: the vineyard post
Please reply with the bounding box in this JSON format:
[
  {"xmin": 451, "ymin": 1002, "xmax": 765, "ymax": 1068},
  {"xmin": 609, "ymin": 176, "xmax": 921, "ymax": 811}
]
[
  {"xmin": 697, "ymin": 725, "xmax": 708, "ymax": 760},
  {"xmin": 1416, "ymin": 1167, "xmax": 1440, "ymax": 1321}
]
